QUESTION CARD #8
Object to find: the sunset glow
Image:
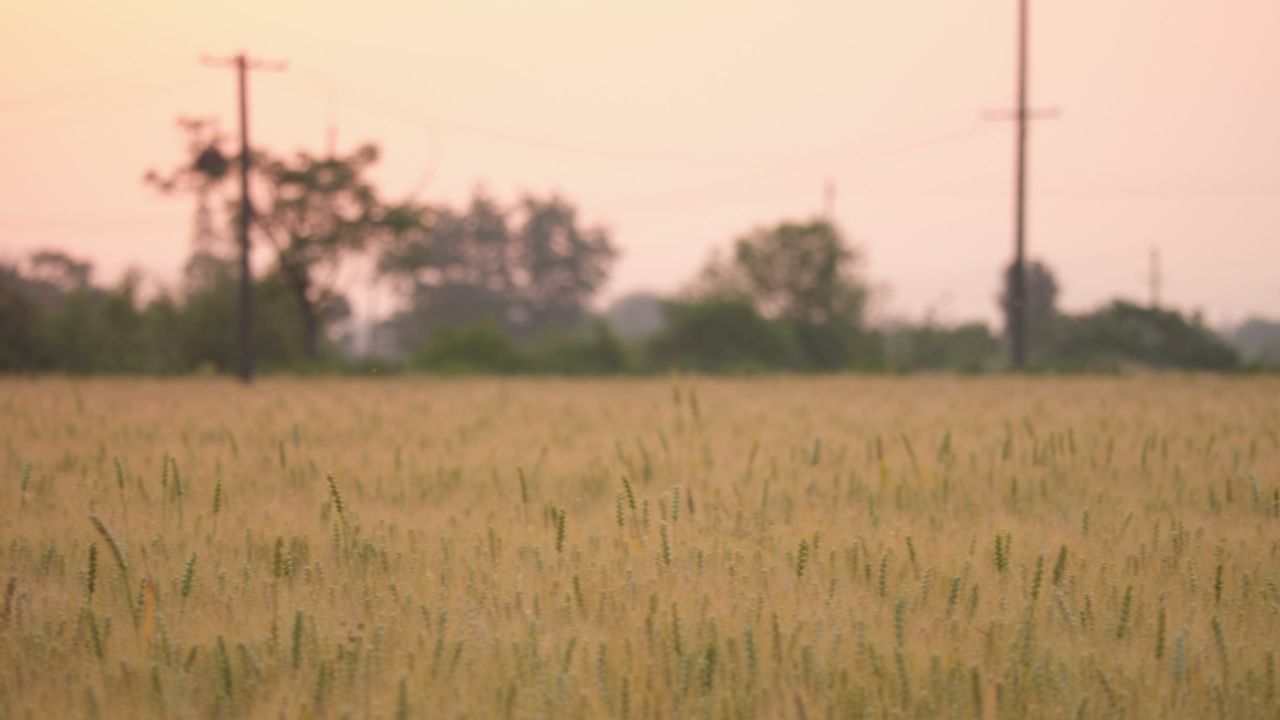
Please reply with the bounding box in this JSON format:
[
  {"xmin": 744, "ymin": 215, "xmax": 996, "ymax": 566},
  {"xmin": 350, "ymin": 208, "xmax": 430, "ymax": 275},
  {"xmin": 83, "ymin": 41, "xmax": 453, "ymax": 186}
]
[{"xmin": 3, "ymin": 0, "xmax": 1278, "ymax": 324}]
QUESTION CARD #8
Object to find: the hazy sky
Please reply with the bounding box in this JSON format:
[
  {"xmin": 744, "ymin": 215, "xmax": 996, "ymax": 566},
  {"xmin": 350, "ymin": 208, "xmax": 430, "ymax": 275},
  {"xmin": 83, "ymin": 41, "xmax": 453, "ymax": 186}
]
[{"xmin": 3, "ymin": 0, "xmax": 1278, "ymax": 327}]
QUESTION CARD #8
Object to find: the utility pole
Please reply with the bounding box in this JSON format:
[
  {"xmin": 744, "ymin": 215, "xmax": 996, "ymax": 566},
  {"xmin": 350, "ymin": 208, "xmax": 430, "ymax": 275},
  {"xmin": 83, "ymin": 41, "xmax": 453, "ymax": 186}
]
[
  {"xmin": 984, "ymin": 0, "xmax": 1057, "ymax": 369},
  {"xmin": 202, "ymin": 52, "xmax": 286, "ymax": 383},
  {"xmin": 1011, "ymin": 0, "xmax": 1029, "ymax": 369}
]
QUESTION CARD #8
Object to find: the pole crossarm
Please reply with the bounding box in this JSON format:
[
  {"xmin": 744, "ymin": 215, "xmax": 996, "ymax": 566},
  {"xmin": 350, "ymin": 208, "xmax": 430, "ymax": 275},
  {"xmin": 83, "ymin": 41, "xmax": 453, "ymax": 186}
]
[
  {"xmin": 980, "ymin": 108, "xmax": 1061, "ymax": 122},
  {"xmin": 201, "ymin": 55, "xmax": 288, "ymax": 72}
]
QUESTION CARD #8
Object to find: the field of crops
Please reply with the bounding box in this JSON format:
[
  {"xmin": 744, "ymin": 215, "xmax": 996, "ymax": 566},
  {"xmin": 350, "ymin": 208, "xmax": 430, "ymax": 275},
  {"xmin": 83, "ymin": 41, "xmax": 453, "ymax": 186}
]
[{"xmin": 1, "ymin": 376, "xmax": 1279, "ymax": 718}]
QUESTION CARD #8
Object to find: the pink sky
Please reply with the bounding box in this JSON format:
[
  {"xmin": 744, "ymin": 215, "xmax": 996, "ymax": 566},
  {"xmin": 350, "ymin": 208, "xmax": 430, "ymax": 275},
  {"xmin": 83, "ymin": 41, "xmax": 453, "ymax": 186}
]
[{"xmin": 2, "ymin": 0, "xmax": 1278, "ymax": 327}]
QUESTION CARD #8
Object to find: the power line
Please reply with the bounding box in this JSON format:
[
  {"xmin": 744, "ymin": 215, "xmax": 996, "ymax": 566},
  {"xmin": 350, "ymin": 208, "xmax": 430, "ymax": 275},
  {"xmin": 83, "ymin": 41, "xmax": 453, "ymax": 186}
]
[
  {"xmin": 269, "ymin": 70, "xmax": 445, "ymax": 201},
  {"xmin": 0, "ymin": 70, "xmax": 198, "ymax": 112},
  {"xmin": 299, "ymin": 69, "xmax": 773, "ymax": 163},
  {"xmin": 606, "ymin": 123, "xmax": 995, "ymax": 212},
  {"xmin": 288, "ymin": 66, "xmax": 1001, "ymax": 211},
  {"xmin": 0, "ymin": 74, "xmax": 216, "ymax": 139}
]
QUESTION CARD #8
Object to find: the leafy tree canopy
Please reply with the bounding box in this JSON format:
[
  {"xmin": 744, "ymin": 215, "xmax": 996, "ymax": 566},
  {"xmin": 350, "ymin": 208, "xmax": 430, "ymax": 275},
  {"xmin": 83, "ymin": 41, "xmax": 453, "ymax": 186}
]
[{"xmin": 379, "ymin": 189, "xmax": 617, "ymax": 353}]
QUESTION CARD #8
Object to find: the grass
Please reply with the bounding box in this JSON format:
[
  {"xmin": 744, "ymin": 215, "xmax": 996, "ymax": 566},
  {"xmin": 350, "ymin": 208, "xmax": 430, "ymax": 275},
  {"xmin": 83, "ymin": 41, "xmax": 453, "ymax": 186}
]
[{"xmin": 0, "ymin": 375, "xmax": 1278, "ymax": 718}]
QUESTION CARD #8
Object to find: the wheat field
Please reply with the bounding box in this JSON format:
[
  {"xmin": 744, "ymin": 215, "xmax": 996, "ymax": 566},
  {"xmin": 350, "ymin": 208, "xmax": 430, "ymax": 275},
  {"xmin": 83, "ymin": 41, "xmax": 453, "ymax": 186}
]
[{"xmin": 1, "ymin": 376, "xmax": 1278, "ymax": 719}]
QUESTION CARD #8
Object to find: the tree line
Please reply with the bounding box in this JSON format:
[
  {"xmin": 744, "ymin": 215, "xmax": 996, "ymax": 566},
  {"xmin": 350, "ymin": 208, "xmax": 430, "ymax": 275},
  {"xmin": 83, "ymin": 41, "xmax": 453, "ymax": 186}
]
[{"xmin": 0, "ymin": 124, "xmax": 1266, "ymax": 375}]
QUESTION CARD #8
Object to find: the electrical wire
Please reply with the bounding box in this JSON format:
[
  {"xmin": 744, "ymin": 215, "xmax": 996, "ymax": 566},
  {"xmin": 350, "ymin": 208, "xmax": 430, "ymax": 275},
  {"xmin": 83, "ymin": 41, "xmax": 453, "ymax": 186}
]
[{"xmin": 0, "ymin": 73, "xmax": 217, "ymax": 139}]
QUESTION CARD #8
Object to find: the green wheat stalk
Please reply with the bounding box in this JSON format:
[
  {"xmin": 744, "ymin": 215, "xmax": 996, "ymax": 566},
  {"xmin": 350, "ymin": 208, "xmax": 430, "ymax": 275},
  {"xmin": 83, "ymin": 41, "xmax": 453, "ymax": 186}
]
[
  {"xmin": 86, "ymin": 544, "xmax": 97, "ymax": 601},
  {"xmin": 89, "ymin": 514, "xmax": 136, "ymax": 626}
]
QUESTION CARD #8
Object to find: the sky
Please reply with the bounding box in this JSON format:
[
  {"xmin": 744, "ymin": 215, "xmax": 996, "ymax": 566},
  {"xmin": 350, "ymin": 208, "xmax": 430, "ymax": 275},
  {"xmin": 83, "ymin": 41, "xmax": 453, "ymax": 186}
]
[{"xmin": 2, "ymin": 0, "xmax": 1278, "ymax": 328}]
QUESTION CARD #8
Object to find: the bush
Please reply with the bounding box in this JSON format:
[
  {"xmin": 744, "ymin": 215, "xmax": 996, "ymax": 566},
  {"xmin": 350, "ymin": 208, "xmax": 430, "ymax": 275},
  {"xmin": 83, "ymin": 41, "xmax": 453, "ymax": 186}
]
[
  {"xmin": 530, "ymin": 320, "xmax": 630, "ymax": 374},
  {"xmin": 1053, "ymin": 301, "xmax": 1238, "ymax": 371},
  {"xmin": 414, "ymin": 321, "xmax": 531, "ymax": 374},
  {"xmin": 647, "ymin": 298, "xmax": 801, "ymax": 372}
]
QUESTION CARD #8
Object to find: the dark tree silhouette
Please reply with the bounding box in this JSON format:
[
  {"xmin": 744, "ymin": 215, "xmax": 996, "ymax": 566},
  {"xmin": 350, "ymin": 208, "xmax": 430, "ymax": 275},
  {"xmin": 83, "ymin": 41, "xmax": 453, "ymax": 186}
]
[
  {"xmin": 148, "ymin": 119, "xmax": 389, "ymax": 360},
  {"xmin": 379, "ymin": 190, "xmax": 616, "ymax": 351},
  {"xmin": 999, "ymin": 258, "xmax": 1060, "ymax": 363}
]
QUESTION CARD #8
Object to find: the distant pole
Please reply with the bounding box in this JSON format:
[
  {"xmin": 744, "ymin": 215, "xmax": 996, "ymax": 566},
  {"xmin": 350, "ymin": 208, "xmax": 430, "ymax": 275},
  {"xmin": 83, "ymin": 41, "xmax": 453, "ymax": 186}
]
[
  {"xmin": 1010, "ymin": 0, "xmax": 1029, "ymax": 369},
  {"xmin": 1149, "ymin": 246, "xmax": 1162, "ymax": 308},
  {"xmin": 822, "ymin": 179, "xmax": 836, "ymax": 223},
  {"xmin": 202, "ymin": 52, "xmax": 286, "ymax": 383}
]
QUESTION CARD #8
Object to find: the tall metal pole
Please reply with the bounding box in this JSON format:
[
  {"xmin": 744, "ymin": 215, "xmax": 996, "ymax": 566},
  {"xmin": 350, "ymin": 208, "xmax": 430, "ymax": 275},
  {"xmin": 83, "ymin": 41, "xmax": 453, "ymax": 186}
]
[
  {"xmin": 1011, "ymin": 0, "xmax": 1029, "ymax": 369},
  {"xmin": 235, "ymin": 55, "xmax": 254, "ymax": 383}
]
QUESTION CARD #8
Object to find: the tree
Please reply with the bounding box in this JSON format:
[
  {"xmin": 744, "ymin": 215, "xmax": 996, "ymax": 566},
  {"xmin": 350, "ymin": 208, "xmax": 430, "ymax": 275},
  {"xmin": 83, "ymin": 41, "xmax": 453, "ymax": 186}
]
[
  {"xmin": 27, "ymin": 250, "xmax": 93, "ymax": 294},
  {"xmin": 148, "ymin": 119, "xmax": 388, "ymax": 361},
  {"xmin": 647, "ymin": 298, "xmax": 801, "ymax": 372},
  {"xmin": 727, "ymin": 219, "xmax": 866, "ymax": 324},
  {"xmin": 1055, "ymin": 301, "xmax": 1238, "ymax": 370},
  {"xmin": 883, "ymin": 321, "xmax": 1001, "ymax": 372},
  {"xmin": 0, "ymin": 251, "xmax": 169, "ymax": 373},
  {"xmin": 512, "ymin": 195, "xmax": 616, "ymax": 335},
  {"xmin": 414, "ymin": 321, "xmax": 530, "ymax": 374},
  {"xmin": 379, "ymin": 190, "xmax": 616, "ymax": 353},
  {"xmin": 682, "ymin": 217, "xmax": 873, "ymax": 370},
  {"xmin": 253, "ymin": 145, "xmax": 382, "ymax": 359},
  {"xmin": 998, "ymin": 258, "xmax": 1059, "ymax": 363},
  {"xmin": 530, "ymin": 320, "xmax": 629, "ymax": 374},
  {"xmin": 1230, "ymin": 317, "xmax": 1280, "ymax": 367},
  {"xmin": 173, "ymin": 252, "xmax": 311, "ymax": 372},
  {"xmin": 0, "ymin": 245, "xmax": 332, "ymax": 374},
  {"xmin": 0, "ymin": 263, "xmax": 48, "ymax": 371},
  {"xmin": 379, "ymin": 193, "xmax": 511, "ymax": 352}
]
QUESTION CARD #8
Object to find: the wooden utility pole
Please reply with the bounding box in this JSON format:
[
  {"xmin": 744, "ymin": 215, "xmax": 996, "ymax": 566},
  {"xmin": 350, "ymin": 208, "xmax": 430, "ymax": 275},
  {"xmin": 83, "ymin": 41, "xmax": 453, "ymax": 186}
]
[
  {"xmin": 1011, "ymin": 0, "xmax": 1029, "ymax": 368},
  {"xmin": 985, "ymin": 1, "xmax": 1056, "ymax": 368},
  {"xmin": 202, "ymin": 53, "xmax": 286, "ymax": 383}
]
